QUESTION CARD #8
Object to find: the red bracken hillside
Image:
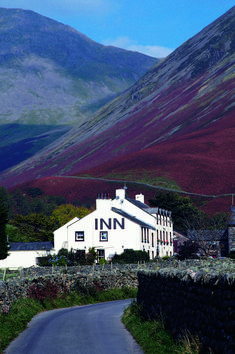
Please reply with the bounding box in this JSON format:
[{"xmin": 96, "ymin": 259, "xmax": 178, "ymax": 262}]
[
  {"xmin": 78, "ymin": 110, "xmax": 235, "ymax": 196},
  {"xmin": 9, "ymin": 176, "xmax": 232, "ymax": 216}
]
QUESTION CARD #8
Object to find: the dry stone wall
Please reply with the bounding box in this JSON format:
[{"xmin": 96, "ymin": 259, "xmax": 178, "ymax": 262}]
[
  {"xmin": 1, "ymin": 259, "xmax": 235, "ymax": 354},
  {"xmin": 0, "ymin": 264, "xmax": 148, "ymax": 313},
  {"xmin": 137, "ymin": 266, "xmax": 235, "ymax": 354}
]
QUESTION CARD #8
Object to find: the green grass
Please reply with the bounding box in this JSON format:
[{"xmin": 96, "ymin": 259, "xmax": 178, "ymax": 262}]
[
  {"xmin": 122, "ymin": 301, "xmax": 200, "ymax": 354},
  {"xmin": 0, "ymin": 287, "xmax": 137, "ymax": 353},
  {"xmin": 102, "ymin": 170, "xmax": 182, "ymax": 191}
]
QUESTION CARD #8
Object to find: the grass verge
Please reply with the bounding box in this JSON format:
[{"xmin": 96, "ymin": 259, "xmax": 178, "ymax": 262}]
[
  {"xmin": 121, "ymin": 301, "xmax": 200, "ymax": 354},
  {"xmin": 0, "ymin": 287, "xmax": 137, "ymax": 353}
]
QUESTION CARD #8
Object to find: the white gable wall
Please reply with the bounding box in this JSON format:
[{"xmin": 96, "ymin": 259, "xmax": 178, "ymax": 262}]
[{"xmin": 54, "ymin": 217, "xmax": 79, "ymax": 251}]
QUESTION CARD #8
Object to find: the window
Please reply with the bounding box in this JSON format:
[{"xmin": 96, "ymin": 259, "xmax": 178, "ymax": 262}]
[
  {"xmin": 152, "ymin": 233, "xmax": 154, "ymax": 247},
  {"xmin": 75, "ymin": 231, "xmax": 84, "ymax": 242},
  {"xmin": 100, "ymin": 231, "xmax": 108, "ymax": 242}
]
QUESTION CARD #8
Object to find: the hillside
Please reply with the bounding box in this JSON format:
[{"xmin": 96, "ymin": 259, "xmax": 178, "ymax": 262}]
[
  {"xmin": 0, "ymin": 8, "xmax": 158, "ymax": 171},
  {"xmin": 0, "ymin": 8, "xmax": 158, "ymax": 126},
  {"xmin": 1, "ymin": 6, "xmax": 235, "ymax": 212}
]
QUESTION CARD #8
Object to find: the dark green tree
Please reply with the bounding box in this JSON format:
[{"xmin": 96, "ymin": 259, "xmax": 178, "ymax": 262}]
[
  {"xmin": 149, "ymin": 192, "xmax": 205, "ymax": 234},
  {"xmin": 177, "ymin": 240, "xmax": 200, "ymax": 260},
  {"xmin": 0, "ymin": 196, "xmax": 9, "ymax": 259},
  {"xmin": 11, "ymin": 213, "xmax": 56, "ymax": 242}
]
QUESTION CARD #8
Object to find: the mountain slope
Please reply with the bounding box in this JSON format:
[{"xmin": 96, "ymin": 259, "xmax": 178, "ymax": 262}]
[
  {"xmin": 1, "ymin": 7, "xmax": 235, "ymax": 197},
  {"xmin": 0, "ymin": 8, "xmax": 158, "ymax": 126},
  {"xmin": 0, "ymin": 8, "xmax": 158, "ymax": 171}
]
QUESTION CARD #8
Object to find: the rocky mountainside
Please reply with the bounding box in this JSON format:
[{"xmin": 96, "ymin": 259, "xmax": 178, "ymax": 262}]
[
  {"xmin": 0, "ymin": 8, "xmax": 158, "ymax": 126},
  {"xmin": 1, "ymin": 7, "xmax": 235, "ymax": 202}
]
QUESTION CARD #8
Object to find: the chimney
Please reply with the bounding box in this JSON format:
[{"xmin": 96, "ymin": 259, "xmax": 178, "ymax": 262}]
[
  {"xmin": 115, "ymin": 188, "xmax": 126, "ymax": 200},
  {"xmin": 135, "ymin": 193, "xmax": 144, "ymax": 204}
]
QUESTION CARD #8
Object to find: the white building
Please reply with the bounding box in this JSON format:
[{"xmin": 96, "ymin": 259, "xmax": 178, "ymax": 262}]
[
  {"xmin": 0, "ymin": 241, "xmax": 54, "ymax": 268},
  {"xmin": 54, "ymin": 188, "xmax": 174, "ymax": 261}
]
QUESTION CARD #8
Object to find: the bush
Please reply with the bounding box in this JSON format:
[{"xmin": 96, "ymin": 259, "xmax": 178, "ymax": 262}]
[
  {"xmin": 227, "ymin": 251, "xmax": 235, "ymax": 259},
  {"xmin": 112, "ymin": 249, "xmax": 149, "ymax": 264},
  {"xmin": 99, "ymin": 258, "xmax": 108, "ymax": 265},
  {"xmin": 28, "ymin": 279, "xmax": 59, "ymax": 303}
]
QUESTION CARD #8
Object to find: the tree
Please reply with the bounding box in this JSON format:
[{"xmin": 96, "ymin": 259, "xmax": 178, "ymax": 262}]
[
  {"xmin": 177, "ymin": 240, "xmax": 200, "ymax": 260},
  {"xmin": 0, "ymin": 196, "xmax": 9, "ymax": 259},
  {"xmin": 51, "ymin": 204, "xmax": 91, "ymax": 228},
  {"xmin": 11, "ymin": 213, "xmax": 55, "ymax": 242},
  {"xmin": 149, "ymin": 192, "xmax": 204, "ymax": 234}
]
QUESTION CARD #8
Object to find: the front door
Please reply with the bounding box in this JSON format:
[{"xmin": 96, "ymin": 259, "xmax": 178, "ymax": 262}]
[{"xmin": 97, "ymin": 249, "xmax": 105, "ymax": 262}]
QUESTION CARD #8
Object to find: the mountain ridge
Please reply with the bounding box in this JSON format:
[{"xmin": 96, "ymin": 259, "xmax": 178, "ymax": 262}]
[{"xmin": 0, "ymin": 7, "xmax": 158, "ymax": 126}]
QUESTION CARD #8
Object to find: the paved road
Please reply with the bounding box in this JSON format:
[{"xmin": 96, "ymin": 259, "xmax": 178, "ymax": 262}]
[{"xmin": 5, "ymin": 299, "xmax": 144, "ymax": 354}]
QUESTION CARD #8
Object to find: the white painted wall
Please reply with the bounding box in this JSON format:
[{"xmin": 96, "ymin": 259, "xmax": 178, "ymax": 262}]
[{"xmin": 0, "ymin": 250, "xmax": 49, "ymax": 268}]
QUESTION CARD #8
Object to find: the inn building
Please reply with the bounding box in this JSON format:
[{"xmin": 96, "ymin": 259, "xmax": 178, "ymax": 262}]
[{"xmin": 54, "ymin": 188, "xmax": 174, "ymax": 261}]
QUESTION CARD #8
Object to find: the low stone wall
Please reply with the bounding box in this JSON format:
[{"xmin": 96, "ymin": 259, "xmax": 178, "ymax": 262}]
[
  {"xmin": 137, "ymin": 268, "xmax": 235, "ymax": 354},
  {"xmin": 0, "ymin": 264, "xmax": 142, "ymax": 313}
]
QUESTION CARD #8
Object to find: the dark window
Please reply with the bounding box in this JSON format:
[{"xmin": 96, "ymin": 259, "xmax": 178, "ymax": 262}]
[
  {"xmin": 75, "ymin": 231, "xmax": 84, "ymax": 242},
  {"xmin": 100, "ymin": 231, "xmax": 108, "ymax": 242}
]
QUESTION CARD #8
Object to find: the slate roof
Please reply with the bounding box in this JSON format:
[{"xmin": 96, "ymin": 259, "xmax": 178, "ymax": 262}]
[
  {"xmin": 126, "ymin": 197, "xmax": 172, "ymax": 217},
  {"xmin": 10, "ymin": 241, "xmax": 54, "ymax": 251},
  {"xmin": 111, "ymin": 207, "xmax": 156, "ymax": 230},
  {"xmin": 187, "ymin": 230, "xmax": 227, "ymax": 241},
  {"xmin": 126, "ymin": 197, "xmax": 149, "ymax": 209}
]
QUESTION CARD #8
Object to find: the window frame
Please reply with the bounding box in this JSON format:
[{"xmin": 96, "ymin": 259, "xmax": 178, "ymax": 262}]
[
  {"xmin": 75, "ymin": 231, "xmax": 84, "ymax": 242},
  {"xmin": 100, "ymin": 231, "xmax": 108, "ymax": 242}
]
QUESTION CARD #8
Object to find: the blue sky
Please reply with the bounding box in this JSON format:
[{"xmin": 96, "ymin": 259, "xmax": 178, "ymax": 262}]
[{"xmin": 0, "ymin": 0, "xmax": 234, "ymax": 57}]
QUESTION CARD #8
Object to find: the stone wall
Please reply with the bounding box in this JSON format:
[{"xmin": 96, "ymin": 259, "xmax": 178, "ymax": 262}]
[
  {"xmin": 1, "ymin": 259, "xmax": 235, "ymax": 353},
  {"xmin": 137, "ymin": 268, "xmax": 235, "ymax": 354},
  {"xmin": 0, "ymin": 263, "xmax": 149, "ymax": 313}
]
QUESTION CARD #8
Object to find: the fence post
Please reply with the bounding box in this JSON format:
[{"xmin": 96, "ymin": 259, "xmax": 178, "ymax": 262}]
[{"xmin": 3, "ymin": 268, "xmax": 7, "ymax": 281}]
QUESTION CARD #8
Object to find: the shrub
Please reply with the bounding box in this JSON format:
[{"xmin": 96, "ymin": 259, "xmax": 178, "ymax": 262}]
[
  {"xmin": 99, "ymin": 258, "xmax": 108, "ymax": 265},
  {"xmin": 28, "ymin": 279, "xmax": 59, "ymax": 303},
  {"xmin": 112, "ymin": 249, "xmax": 150, "ymax": 264}
]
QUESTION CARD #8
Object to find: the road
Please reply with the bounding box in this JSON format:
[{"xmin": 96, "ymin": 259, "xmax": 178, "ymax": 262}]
[{"xmin": 5, "ymin": 299, "xmax": 144, "ymax": 354}]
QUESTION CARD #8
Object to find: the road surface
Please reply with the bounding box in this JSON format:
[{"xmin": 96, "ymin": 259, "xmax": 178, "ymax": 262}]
[{"xmin": 5, "ymin": 299, "xmax": 144, "ymax": 354}]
